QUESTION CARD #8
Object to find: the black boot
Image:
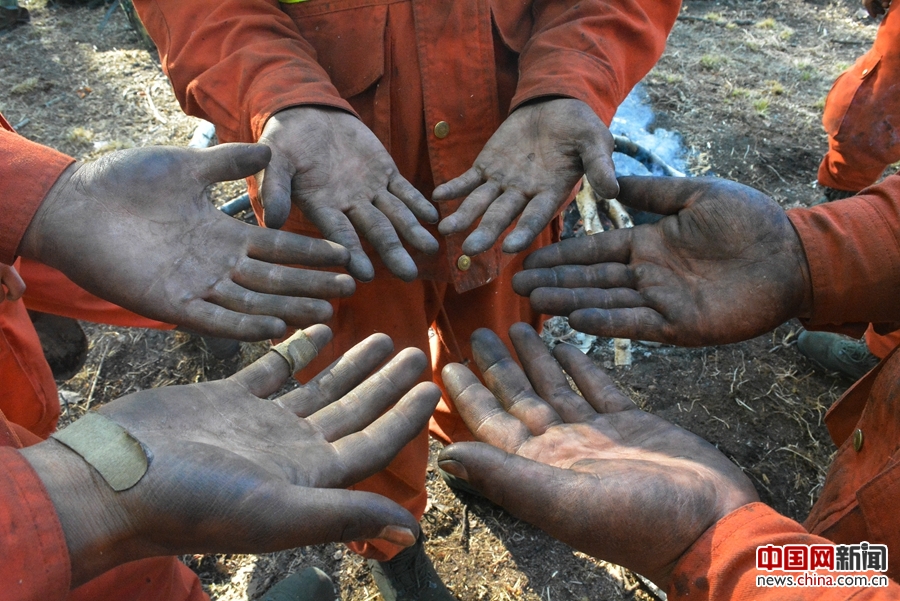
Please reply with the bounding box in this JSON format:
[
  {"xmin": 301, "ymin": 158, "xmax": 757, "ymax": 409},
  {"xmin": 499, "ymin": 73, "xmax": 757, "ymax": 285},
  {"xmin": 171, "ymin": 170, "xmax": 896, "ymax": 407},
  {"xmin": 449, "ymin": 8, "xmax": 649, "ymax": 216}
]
[
  {"xmin": 367, "ymin": 532, "xmax": 457, "ymax": 601},
  {"xmin": 0, "ymin": 4, "xmax": 29, "ymax": 32},
  {"xmin": 262, "ymin": 567, "xmax": 336, "ymax": 601},
  {"xmin": 28, "ymin": 312, "xmax": 88, "ymax": 380}
]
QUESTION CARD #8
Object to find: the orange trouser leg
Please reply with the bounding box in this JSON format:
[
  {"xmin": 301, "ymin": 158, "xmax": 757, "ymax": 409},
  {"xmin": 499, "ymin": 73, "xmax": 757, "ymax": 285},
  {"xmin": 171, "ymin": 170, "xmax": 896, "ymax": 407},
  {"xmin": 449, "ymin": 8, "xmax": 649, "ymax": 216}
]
[
  {"xmin": 291, "ymin": 229, "xmax": 552, "ymax": 561},
  {"xmin": 293, "ymin": 274, "xmax": 434, "ymax": 562},
  {"xmin": 0, "ymin": 260, "xmax": 171, "ymax": 440},
  {"xmin": 69, "ymin": 556, "xmax": 207, "ymax": 601},
  {"xmin": 0, "ymin": 285, "xmax": 59, "ymax": 439},
  {"xmin": 865, "ymin": 325, "xmax": 900, "ymax": 359},
  {"xmin": 818, "ymin": 6, "xmax": 900, "ymax": 191},
  {"xmin": 17, "ymin": 258, "xmax": 173, "ymax": 329},
  {"xmin": 427, "ymin": 230, "xmax": 551, "ymax": 445}
]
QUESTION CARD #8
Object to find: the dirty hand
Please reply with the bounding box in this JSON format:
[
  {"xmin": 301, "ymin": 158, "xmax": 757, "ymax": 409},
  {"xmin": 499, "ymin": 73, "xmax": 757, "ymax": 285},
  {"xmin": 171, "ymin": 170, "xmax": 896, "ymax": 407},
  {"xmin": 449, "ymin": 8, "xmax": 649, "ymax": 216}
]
[
  {"xmin": 0, "ymin": 262, "xmax": 25, "ymax": 302},
  {"xmin": 22, "ymin": 325, "xmax": 441, "ymax": 587},
  {"xmin": 438, "ymin": 324, "xmax": 758, "ymax": 588},
  {"xmin": 864, "ymin": 0, "xmax": 890, "ymax": 18},
  {"xmin": 513, "ymin": 176, "xmax": 812, "ymax": 346},
  {"xmin": 18, "ymin": 144, "xmax": 355, "ymax": 341},
  {"xmin": 434, "ymin": 98, "xmax": 618, "ymax": 256},
  {"xmin": 256, "ymin": 106, "xmax": 439, "ymax": 282}
]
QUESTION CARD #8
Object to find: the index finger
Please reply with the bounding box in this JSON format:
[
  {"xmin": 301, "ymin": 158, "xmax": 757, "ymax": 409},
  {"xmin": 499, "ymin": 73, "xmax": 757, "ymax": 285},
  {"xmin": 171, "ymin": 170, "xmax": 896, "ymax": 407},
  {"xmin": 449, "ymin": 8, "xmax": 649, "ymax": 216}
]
[
  {"xmin": 616, "ymin": 176, "xmax": 736, "ymax": 216},
  {"xmin": 328, "ymin": 382, "xmax": 441, "ymax": 488},
  {"xmin": 470, "ymin": 328, "xmax": 562, "ymax": 434},
  {"xmin": 280, "ymin": 332, "xmax": 395, "ymax": 417},
  {"xmin": 247, "ymin": 227, "xmax": 351, "ymax": 268},
  {"xmin": 552, "ymin": 343, "xmax": 636, "ymax": 413},
  {"xmin": 307, "ymin": 347, "xmax": 429, "ymax": 441},
  {"xmin": 389, "ymin": 175, "xmax": 439, "ymax": 224},
  {"xmin": 432, "ymin": 167, "xmax": 484, "ymax": 202},
  {"xmin": 512, "ymin": 263, "xmax": 636, "ymax": 297},
  {"xmin": 348, "ymin": 204, "xmax": 418, "ymax": 282},
  {"xmin": 507, "ymin": 323, "xmax": 597, "ymax": 422},
  {"xmin": 521, "ymin": 230, "xmax": 632, "ymax": 270},
  {"xmin": 229, "ymin": 325, "xmax": 332, "ymax": 397},
  {"xmin": 0, "ymin": 265, "xmax": 25, "ymax": 301},
  {"xmin": 441, "ymin": 363, "xmax": 532, "ymax": 450},
  {"xmin": 301, "ymin": 204, "xmax": 375, "ymax": 282}
]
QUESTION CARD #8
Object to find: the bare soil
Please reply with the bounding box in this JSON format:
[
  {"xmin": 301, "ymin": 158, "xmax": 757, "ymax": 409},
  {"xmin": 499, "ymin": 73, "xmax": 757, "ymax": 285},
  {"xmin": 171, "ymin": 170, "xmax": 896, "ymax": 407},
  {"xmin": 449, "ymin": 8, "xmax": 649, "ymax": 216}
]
[{"xmin": 1, "ymin": 1, "xmax": 884, "ymax": 599}]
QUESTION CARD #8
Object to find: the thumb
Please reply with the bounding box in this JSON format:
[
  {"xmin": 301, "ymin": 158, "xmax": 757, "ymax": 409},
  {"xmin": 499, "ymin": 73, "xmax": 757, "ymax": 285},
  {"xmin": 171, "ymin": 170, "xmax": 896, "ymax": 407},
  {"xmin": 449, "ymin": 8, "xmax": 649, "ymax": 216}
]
[
  {"xmin": 438, "ymin": 443, "xmax": 618, "ymax": 567},
  {"xmin": 438, "ymin": 442, "xmax": 568, "ymax": 522},
  {"xmin": 616, "ymin": 175, "xmax": 702, "ymax": 215},
  {"xmin": 194, "ymin": 143, "xmax": 272, "ymax": 185},
  {"xmin": 255, "ymin": 149, "xmax": 296, "ymax": 229},
  {"xmin": 581, "ymin": 128, "xmax": 620, "ymax": 200},
  {"xmin": 274, "ymin": 487, "xmax": 421, "ymax": 549}
]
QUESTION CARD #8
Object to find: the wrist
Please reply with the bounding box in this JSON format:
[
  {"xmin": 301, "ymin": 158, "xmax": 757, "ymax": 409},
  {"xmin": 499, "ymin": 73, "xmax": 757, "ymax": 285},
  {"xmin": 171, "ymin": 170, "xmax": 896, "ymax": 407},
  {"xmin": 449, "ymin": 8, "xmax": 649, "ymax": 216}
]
[
  {"xmin": 17, "ymin": 161, "xmax": 82, "ymax": 265},
  {"xmin": 784, "ymin": 216, "xmax": 814, "ymax": 319},
  {"xmin": 20, "ymin": 437, "xmax": 138, "ymax": 587},
  {"xmin": 264, "ymin": 104, "xmax": 359, "ymax": 136}
]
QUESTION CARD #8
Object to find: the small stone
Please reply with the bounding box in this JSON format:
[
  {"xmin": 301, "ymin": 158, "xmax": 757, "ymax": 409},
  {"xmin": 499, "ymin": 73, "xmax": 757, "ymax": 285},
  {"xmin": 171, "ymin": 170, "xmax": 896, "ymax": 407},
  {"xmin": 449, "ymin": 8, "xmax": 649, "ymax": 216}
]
[{"xmin": 58, "ymin": 389, "xmax": 83, "ymax": 406}]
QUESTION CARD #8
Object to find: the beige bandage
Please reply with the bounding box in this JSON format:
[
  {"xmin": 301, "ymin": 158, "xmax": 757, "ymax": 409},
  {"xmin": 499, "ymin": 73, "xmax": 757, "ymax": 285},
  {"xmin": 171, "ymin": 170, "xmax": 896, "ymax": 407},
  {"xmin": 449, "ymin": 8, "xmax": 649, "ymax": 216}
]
[
  {"xmin": 271, "ymin": 329, "xmax": 319, "ymax": 373},
  {"xmin": 51, "ymin": 412, "xmax": 148, "ymax": 492}
]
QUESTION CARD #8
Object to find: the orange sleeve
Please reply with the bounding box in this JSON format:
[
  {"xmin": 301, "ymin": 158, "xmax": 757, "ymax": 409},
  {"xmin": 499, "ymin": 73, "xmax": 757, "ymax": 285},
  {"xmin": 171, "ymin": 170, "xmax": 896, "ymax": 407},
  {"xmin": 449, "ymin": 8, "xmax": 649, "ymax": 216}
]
[
  {"xmin": 510, "ymin": 0, "xmax": 681, "ymax": 124},
  {"xmin": 132, "ymin": 0, "xmax": 355, "ymax": 144},
  {"xmin": 0, "ymin": 411, "xmax": 71, "ymax": 600},
  {"xmin": 134, "ymin": 0, "xmax": 679, "ymax": 140},
  {"xmin": 0, "ymin": 126, "xmax": 75, "ymax": 265},
  {"xmin": 668, "ymin": 503, "xmax": 900, "ymax": 600},
  {"xmin": 787, "ymin": 174, "xmax": 900, "ymax": 335}
]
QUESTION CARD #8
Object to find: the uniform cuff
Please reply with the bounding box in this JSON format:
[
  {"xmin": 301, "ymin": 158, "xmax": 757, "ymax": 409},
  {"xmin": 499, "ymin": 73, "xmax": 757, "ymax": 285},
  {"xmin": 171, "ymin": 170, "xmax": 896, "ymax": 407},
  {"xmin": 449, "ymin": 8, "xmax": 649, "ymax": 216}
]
[
  {"xmin": 511, "ymin": 51, "xmax": 620, "ymax": 123},
  {"xmin": 0, "ymin": 129, "xmax": 74, "ymax": 264},
  {"xmin": 668, "ymin": 503, "xmax": 843, "ymax": 600},
  {"xmin": 787, "ymin": 185, "xmax": 900, "ymax": 329},
  {"xmin": 0, "ymin": 447, "xmax": 71, "ymax": 599}
]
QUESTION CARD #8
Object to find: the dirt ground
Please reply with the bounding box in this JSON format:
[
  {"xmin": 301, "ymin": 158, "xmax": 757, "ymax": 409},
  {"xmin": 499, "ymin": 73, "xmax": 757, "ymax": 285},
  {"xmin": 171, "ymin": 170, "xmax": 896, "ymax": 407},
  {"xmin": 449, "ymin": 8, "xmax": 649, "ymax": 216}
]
[{"xmin": 1, "ymin": 0, "xmax": 887, "ymax": 599}]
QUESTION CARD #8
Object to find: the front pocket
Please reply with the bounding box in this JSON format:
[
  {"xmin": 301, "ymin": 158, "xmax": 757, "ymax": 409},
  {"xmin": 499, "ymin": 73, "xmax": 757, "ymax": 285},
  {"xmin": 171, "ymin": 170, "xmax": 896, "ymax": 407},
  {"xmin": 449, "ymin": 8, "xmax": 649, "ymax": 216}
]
[
  {"xmin": 490, "ymin": 0, "xmax": 532, "ymax": 53},
  {"xmin": 281, "ymin": 0, "xmax": 391, "ymax": 99}
]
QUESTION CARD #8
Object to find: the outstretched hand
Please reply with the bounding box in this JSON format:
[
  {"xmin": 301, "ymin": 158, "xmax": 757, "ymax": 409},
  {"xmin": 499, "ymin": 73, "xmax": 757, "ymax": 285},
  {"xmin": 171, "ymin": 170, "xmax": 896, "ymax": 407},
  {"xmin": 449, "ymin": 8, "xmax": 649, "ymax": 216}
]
[
  {"xmin": 513, "ymin": 176, "xmax": 812, "ymax": 346},
  {"xmin": 24, "ymin": 325, "xmax": 441, "ymax": 587},
  {"xmin": 434, "ymin": 98, "xmax": 617, "ymax": 256},
  {"xmin": 438, "ymin": 324, "xmax": 758, "ymax": 588},
  {"xmin": 19, "ymin": 143, "xmax": 355, "ymax": 342},
  {"xmin": 256, "ymin": 107, "xmax": 440, "ymax": 282}
]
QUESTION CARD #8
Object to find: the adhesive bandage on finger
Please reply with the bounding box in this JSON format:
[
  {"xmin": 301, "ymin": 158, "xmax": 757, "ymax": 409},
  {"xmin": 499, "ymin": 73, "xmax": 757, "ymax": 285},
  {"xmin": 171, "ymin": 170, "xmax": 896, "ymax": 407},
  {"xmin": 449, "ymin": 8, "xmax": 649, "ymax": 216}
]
[{"xmin": 271, "ymin": 329, "xmax": 319, "ymax": 373}]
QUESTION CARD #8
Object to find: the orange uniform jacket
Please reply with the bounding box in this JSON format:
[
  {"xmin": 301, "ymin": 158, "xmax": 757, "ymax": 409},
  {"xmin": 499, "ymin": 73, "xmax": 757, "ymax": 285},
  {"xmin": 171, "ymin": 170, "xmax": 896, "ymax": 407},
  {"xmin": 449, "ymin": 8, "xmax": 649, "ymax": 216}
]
[
  {"xmin": 669, "ymin": 175, "xmax": 900, "ymax": 599},
  {"xmin": 132, "ymin": 0, "xmax": 681, "ymax": 292}
]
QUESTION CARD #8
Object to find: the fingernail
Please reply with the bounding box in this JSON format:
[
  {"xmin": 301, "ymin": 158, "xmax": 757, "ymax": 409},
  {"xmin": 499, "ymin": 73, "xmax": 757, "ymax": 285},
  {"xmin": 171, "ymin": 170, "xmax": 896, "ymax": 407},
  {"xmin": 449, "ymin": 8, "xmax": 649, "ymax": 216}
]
[
  {"xmin": 438, "ymin": 459, "xmax": 469, "ymax": 481},
  {"xmin": 377, "ymin": 525, "xmax": 417, "ymax": 547}
]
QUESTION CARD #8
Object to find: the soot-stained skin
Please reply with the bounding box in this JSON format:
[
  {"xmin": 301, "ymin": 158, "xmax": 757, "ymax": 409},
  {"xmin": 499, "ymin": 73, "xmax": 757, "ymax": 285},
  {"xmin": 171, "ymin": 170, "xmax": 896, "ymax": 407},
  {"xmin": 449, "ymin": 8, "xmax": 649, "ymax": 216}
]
[
  {"xmin": 20, "ymin": 143, "xmax": 357, "ymax": 341},
  {"xmin": 21, "ymin": 325, "xmax": 441, "ymax": 587},
  {"xmin": 439, "ymin": 323, "xmax": 759, "ymax": 588},
  {"xmin": 513, "ymin": 176, "xmax": 812, "ymax": 346}
]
